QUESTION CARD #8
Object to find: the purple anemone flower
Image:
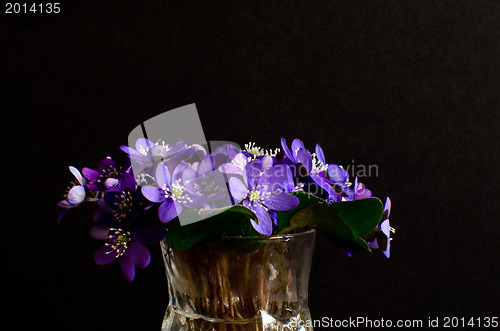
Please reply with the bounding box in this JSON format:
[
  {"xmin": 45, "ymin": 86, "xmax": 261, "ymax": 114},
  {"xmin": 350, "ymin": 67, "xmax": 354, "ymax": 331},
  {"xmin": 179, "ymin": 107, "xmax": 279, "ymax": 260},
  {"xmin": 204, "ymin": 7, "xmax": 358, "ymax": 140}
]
[
  {"xmin": 90, "ymin": 225, "xmax": 167, "ymax": 282},
  {"xmin": 323, "ymin": 164, "xmax": 350, "ymax": 202},
  {"xmin": 141, "ymin": 162, "xmax": 193, "ymax": 223},
  {"xmin": 93, "ymin": 172, "xmax": 143, "ymax": 225},
  {"xmin": 58, "ymin": 166, "xmax": 86, "ymax": 207},
  {"xmin": 228, "ymin": 159, "xmax": 299, "ymax": 235},
  {"xmin": 82, "ymin": 157, "xmax": 120, "ymax": 191},
  {"xmin": 57, "ymin": 166, "xmax": 87, "ymax": 223},
  {"xmin": 367, "ymin": 197, "xmax": 393, "ymax": 258},
  {"xmin": 280, "ymin": 138, "xmax": 308, "ymax": 165},
  {"xmin": 182, "ymin": 154, "xmax": 231, "ymax": 208},
  {"xmin": 326, "ymin": 164, "xmax": 349, "ymax": 187},
  {"xmin": 343, "ymin": 177, "xmax": 372, "ymax": 201},
  {"xmin": 281, "ymin": 138, "xmax": 334, "ymax": 197},
  {"xmin": 120, "ymin": 138, "xmax": 188, "ymax": 174}
]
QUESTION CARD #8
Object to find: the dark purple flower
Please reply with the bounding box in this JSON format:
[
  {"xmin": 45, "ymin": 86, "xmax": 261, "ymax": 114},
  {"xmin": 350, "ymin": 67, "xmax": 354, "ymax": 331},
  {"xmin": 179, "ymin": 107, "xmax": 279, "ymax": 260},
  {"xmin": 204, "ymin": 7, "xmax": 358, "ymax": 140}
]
[
  {"xmin": 93, "ymin": 172, "xmax": 144, "ymax": 225},
  {"xmin": 82, "ymin": 157, "xmax": 120, "ymax": 191},
  {"xmin": 229, "ymin": 159, "xmax": 299, "ymax": 235},
  {"xmin": 90, "ymin": 225, "xmax": 166, "ymax": 281}
]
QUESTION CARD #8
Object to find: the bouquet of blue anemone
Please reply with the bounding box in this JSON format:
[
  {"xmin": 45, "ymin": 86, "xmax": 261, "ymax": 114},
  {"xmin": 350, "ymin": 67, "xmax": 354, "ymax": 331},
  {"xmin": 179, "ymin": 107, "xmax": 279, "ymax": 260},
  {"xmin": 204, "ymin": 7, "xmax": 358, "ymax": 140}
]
[{"xmin": 58, "ymin": 138, "xmax": 393, "ymax": 281}]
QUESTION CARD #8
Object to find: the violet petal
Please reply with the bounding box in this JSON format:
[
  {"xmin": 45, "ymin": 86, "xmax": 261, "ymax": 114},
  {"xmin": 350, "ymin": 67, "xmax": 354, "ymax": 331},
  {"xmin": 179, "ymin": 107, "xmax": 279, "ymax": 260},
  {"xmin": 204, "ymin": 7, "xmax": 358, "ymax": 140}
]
[
  {"xmin": 229, "ymin": 177, "xmax": 249, "ymax": 202},
  {"xmin": 94, "ymin": 245, "xmax": 117, "ymax": 265},
  {"xmin": 250, "ymin": 202, "xmax": 273, "ymax": 235},
  {"xmin": 120, "ymin": 145, "xmax": 143, "ymax": 157},
  {"xmin": 89, "ymin": 225, "xmax": 111, "ymax": 240},
  {"xmin": 244, "ymin": 160, "xmax": 262, "ymax": 189},
  {"xmin": 67, "ymin": 186, "xmax": 86, "ymax": 205},
  {"xmin": 198, "ymin": 155, "xmax": 215, "ymax": 176},
  {"xmin": 57, "ymin": 200, "xmax": 71, "ymax": 208},
  {"xmin": 135, "ymin": 138, "xmax": 155, "ymax": 156},
  {"xmin": 315, "ymin": 144, "xmax": 326, "ymax": 165},
  {"xmin": 260, "ymin": 155, "xmax": 273, "ymax": 172},
  {"xmin": 296, "ymin": 149, "xmax": 312, "ymax": 173},
  {"xmin": 158, "ymin": 199, "xmax": 181, "ymax": 223},
  {"xmin": 218, "ymin": 163, "xmax": 243, "ymax": 175},
  {"xmin": 141, "ymin": 186, "xmax": 165, "ymax": 203},
  {"xmin": 356, "ymin": 188, "xmax": 372, "ymax": 199},
  {"xmin": 82, "ymin": 167, "xmax": 100, "ymax": 182},
  {"xmin": 280, "ymin": 138, "xmax": 294, "ymax": 161},
  {"xmin": 263, "ymin": 192, "xmax": 299, "ymax": 211},
  {"xmin": 155, "ymin": 163, "xmax": 171, "ymax": 189},
  {"xmin": 97, "ymin": 158, "xmax": 116, "ymax": 172},
  {"xmin": 383, "ymin": 197, "xmax": 391, "ymax": 219},
  {"xmin": 367, "ymin": 239, "xmax": 379, "ymax": 250},
  {"xmin": 380, "ymin": 219, "xmax": 391, "ymax": 238},
  {"xmin": 311, "ymin": 174, "xmax": 336, "ymax": 196},
  {"xmin": 69, "ymin": 166, "xmax": 84, "ymax": 185},
  {"xmin": 172, "ymin": 161, "xmax": 189, "ymax": 182},
  {"xmin": 327, "ymin": 164, "xmax": 349, "ymax": 185},
  {"xmin": 259, "ymin": 164, "xmax": 291, "ymax": 192},
  {"xmin": 120, "ymin": 172, "xmax": 137, "ymax": 191},
  {"xmin": 291, "ymin": 139, "xmax": 305, "ymax": 158},
  {"xmin": 104, "ymin": 178, "xmax": 119, "ymax": 188},
  {"xmin": 119, "ymin": 253, "xmax": 136, "ymax": 282},
  {"xmin": 127, "ymin": 241, "xmax": 151, "ymax": 269}
]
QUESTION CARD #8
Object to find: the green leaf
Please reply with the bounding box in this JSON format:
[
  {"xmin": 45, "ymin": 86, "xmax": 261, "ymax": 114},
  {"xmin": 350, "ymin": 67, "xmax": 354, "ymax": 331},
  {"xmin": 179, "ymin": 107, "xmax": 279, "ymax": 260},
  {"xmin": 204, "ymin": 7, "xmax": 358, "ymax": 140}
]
[
  {"xmin": 198, "ymin": 205, "xmax": 256, "ymax": 220},
  {"xmin": 285, "ymin": 197, "xmax": 383, "ymax": 252},
  {"xmin": 276, "ymin": 192, "xmax": 327, "ymax": 233},
  {"xmin": 329, "ymin": 198, "xmax": 384, "ymax": 237},
  {"xmin": 290, "ymin": 203, "xmax": 353, "ymax": 238},
  {"xmin": 217, "ymin": 206, "xmax": 264, "ymax": 252},
  {"xmin": 166, "ymin": 205, "xmax": 259, "ymax": 250}
]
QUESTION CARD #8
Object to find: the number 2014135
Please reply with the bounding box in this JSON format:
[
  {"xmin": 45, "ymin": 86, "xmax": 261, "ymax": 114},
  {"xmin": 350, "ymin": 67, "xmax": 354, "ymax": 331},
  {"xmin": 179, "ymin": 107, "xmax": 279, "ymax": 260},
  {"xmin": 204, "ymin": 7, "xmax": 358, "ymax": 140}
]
[{"xmin": 5, "ymin": 3, "xmax": 60, "ymax": 14}]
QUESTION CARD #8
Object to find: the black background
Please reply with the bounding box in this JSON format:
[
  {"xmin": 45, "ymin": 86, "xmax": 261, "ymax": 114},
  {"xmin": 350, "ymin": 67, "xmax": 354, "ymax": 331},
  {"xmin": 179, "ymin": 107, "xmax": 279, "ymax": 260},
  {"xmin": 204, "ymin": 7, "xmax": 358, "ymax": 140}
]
[{"xmin": 3, "ymin": 1, "xmax": 499, "ymax": 330}]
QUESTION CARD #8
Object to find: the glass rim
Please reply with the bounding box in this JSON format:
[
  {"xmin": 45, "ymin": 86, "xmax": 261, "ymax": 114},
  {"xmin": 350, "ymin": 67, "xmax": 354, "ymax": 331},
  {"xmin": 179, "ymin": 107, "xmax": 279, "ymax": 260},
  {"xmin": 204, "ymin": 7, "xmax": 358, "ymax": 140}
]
[{"xmin": 223, "ymin": 228, "xmax": 316, "ymax": 240}]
